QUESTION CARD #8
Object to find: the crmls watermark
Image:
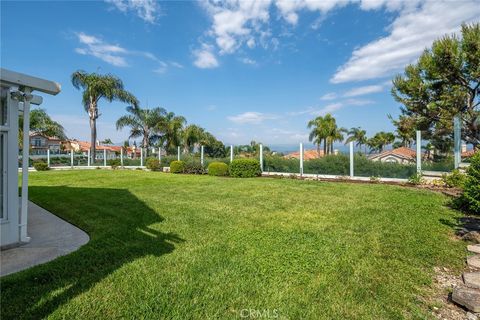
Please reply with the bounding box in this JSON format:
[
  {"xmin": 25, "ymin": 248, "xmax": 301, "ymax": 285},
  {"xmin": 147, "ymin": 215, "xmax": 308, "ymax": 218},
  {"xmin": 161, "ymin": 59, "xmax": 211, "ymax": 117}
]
[{"xmin": 239, "ymin": 308, "xmax": 280, "ymax": 318}]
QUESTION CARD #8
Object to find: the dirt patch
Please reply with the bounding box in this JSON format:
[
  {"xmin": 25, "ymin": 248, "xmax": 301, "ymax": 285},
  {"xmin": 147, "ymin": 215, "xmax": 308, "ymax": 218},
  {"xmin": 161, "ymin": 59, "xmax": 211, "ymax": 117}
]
[{"xmin": 430, "ymin": 267, "xmax": 478, "ymax": 320}]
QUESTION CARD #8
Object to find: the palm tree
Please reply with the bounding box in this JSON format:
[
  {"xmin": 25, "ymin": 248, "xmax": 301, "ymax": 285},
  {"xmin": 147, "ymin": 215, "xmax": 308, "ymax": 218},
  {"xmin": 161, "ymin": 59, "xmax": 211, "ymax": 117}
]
[
  {"xmin": 346, "ymin": 127, "xmax": 367, "ymax": 153},
  {"xmin": 71, "ymin": 70, "xmax": 138, "ymax": 163},
  {"xmin": 158, "ymin": 111, "xmax": 186, "ymax": 154},
  {"xmin": 327, "ymin": 126, "xmax": 347, "ymax": 154},
  {"xmin": 116, "ymin": 106, "xmax": 166, "ymax": 156},
  {"xmin": 182, "ymin": 124, "xmax": 206, "ymax": 153},
  {"xmin": 308, "ymin": 116, "xmax": 328, "ymax": 157},
  {"xmin": 368, "ymin": 131, "xmax": 395, "ymax": 153},
  {"xmin": 389, "ymin": 114, "xmax": 416, "ymax": 147}
]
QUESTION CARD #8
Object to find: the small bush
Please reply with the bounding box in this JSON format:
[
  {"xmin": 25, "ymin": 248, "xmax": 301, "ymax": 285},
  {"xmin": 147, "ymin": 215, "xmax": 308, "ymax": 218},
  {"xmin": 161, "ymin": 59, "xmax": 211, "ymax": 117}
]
[
  {"xmin": 146, "ymin": 158, "xmax": 161, "ymax": 171},
  {"xmin": 462, "ymin": 152, "xmax": 480, "ymax": 213},
  {"xmin": 107, "ymin": 159, "xmax": 121, "ymax": 169},
  {"xmin": 208, "ymin": 162, "xmax": 229, "ymax": 176},
  {"xmin": 229, "ymin": 159, "xmax": 261, "ymax": 178},
  {"xmin": 408, "ymin": 172, "xmax": 424, "ymax": 185},
  {"xmin": 184, "ymin": 161, "xmax": 206, "ymax": 174},
  {"xmin": 170, "ymin": 160, "xmax": 185, "ymax": 174},
  {"xmin": 442, "ymin": 169, "xmax": 466, "ymax": 188},
  {"xmin": 33, "ymin": 161, "xmax": 49, "ymax": 171}
]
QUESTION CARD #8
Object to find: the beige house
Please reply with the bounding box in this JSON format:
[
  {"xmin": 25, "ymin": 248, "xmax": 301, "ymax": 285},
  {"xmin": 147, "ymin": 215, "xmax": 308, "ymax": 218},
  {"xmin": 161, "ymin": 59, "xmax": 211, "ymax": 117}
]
[
  {"xmin": 369, "ymin": 147, "xmax": 417, "ymax": 164},
  {"xmin": 29, "ymin": 133, "xmax": 62, "ymax": 155}
]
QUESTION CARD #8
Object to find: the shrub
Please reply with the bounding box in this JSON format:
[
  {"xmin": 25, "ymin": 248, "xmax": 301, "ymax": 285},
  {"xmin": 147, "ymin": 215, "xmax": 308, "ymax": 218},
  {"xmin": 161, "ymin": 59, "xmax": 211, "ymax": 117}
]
[
  {"xmin": 408, "ymin": 172, "xmax": 424, "ymax": 185},
  {"xmin": 170, "ymin": 160, "xmax": 185, "ymax": 174},
  {"xmin": 184, "ymin": 161, "xmax": 206, "ymax": 174},
  {"xmin": 208, "ymin": 162, "xmax": 229, "ymax": 176},
  {"xmin": 146, "ymin": 158, "xmax": 161, "ymax": 171},
  {"xmin": 442, "ymin": 169, "xmax": 466, "ymax": 188},
  {"xmin": 229, "ymin": 159, "xmax": 261, "ymax": 178},
  {"xmin": 462, "ymin": 152, "xmax": 480, "ymax": 213},
  {"xmin": 33, "ymin": 161, "xmax": 49, "ymax": 171},
  {"xmin": 107, "ymin": 159, "xmax": 121, "ymax": 169}
]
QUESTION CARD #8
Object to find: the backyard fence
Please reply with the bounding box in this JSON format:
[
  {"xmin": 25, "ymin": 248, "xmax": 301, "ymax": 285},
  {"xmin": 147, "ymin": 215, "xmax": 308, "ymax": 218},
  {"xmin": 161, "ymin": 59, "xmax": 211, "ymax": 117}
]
[{"xmin": 20, "ymin": 125, "xmax": 473, "ymax": 182}]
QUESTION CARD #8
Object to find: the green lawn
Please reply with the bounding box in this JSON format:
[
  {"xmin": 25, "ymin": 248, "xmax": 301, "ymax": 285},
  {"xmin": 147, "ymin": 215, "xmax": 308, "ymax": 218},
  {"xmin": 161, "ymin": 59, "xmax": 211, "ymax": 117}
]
[{"xmin": 2, "ymin": 170, "xmax": 464, "ymax": 319}]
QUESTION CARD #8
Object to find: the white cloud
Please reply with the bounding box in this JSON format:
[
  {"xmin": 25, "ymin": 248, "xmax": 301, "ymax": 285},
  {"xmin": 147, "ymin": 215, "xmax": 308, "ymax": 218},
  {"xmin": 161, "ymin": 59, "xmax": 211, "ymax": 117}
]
[
  {"xmin": 74, "ymin": 32, "xmax": 178, "ymax": 73},
  {"xmin": 105, "ymin": 0, "xmax": 159, "ymax": 24},
  {"xmin": 320, "ymin": 92, "xmax": 337, "ymax": 101},
  {"xmin": 275, "ymin": 0, "xmax": 348, "ymax": 26},
  {"xmin": 228, "ymin": 112, "xmax": 277, "ymax": 124},
  {"xmin": 331, "ymin": 0, "xmax": 480, "ymax": 83},
  {"xmin": 75, "ymin": 32, "xmax": 128, "ymax": 67},
  {"xmin": 313, "ymin": 102, "xmax": 344, "ymax": 116},
  {"xmin": 240, "ymin": 57, "xmax": 257, "ymax": 65},
  {"xmin": 193, "ymin": 44, "xmax": 219, "ymax": 69},
  {"xmin": 343, "ymin": 84, "xmax": 384, "ymax": 97}
]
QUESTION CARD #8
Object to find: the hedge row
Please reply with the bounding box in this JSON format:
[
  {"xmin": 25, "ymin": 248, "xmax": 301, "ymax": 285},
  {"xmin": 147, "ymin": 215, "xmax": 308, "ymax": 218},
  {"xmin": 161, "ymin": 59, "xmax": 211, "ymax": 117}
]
[{"xmin": 169, "ymin": 159, "xmax": 261, "ymax": 178}]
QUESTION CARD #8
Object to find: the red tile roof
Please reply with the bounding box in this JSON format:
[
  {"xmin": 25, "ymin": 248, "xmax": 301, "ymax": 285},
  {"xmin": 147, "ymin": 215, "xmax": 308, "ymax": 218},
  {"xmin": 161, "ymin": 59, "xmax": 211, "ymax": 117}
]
[
  {"xmin": 285, "ymin": 149, "xmax": 325, "ymax": 160},
  {"xmin": 370, "ymin": 147, "xmax": 416, "ymax": 161}
]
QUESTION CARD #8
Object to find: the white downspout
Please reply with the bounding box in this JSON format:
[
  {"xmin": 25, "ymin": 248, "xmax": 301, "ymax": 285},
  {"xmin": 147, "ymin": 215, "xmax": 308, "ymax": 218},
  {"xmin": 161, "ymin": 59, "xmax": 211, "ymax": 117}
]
[{"xmin": 20, "ymin": 87, "xmax": 32, "ymax": 243}]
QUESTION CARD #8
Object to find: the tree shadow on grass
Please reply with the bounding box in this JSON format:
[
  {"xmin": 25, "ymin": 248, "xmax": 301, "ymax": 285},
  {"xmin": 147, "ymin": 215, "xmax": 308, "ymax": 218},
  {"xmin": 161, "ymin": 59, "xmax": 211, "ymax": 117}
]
[
  {"xmin": 1, "ymin": 186, "xmax": 183, "ymax": 319},
  {"xmin": 439, "ymin": 216, "xmax": 480, "ymax": 237}
]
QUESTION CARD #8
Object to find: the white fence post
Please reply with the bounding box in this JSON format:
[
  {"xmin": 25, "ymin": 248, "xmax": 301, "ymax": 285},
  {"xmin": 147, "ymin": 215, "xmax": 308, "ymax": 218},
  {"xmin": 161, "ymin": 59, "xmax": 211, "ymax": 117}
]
[
  {"xmin": 120, "ymin": 148, "xmax": 124, "ymax": 167},
  {"xmin": 201, "ymin": 145, "xmax": 204, "ymax": 166},
  {"xmin": 177, "ymin": 146, "xmax": 180, "ymax": 161},
  {"xmin": 230, "ymin": 145, "xmax": 234, "ymax": 163},
  {"xmin": 87, "ymin": 149, "xmax": 91, "ymax": 167},
  {"xmin": 103, "ymin": 149, "xmax": 107, "ymax": 167},
  {"xmin": 259, "ymin": 144, "xmax": 263, "ymax": 172},
  {"xmin": 300, "ymin": 143, "xmax": 304, "ymax": 176},
  {"xmin": 349, "ymin": 141, "xmax": 354, "ymax": 177},
  {"xmin": 47, "ymin": 149, "xmax": 50, "ymax": 167},
  {"xmin": 140, "ymin": 147, "xmax": 144, "ymax": 166},
  {"xmin": 70, "ymin": 150, "xmax": 74, "ymax": 168},
  {"xmin": 454, "ymin": 114, "xmax": 461, "ymax": 169},
  {"xmin": 416, "ymin": 130, "xmax": 422, "ymax": 173}
]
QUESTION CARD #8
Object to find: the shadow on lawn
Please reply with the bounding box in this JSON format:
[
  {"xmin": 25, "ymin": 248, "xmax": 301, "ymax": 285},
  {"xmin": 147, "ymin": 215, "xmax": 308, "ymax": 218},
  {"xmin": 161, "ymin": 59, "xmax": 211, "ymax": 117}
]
[
  {"xmin": 440, "ymin": 216, "xmax": 480, "ymax": 237},
  {"xmin": 1, "ymin": 186, "xmax": 183, "ymax": 319}
]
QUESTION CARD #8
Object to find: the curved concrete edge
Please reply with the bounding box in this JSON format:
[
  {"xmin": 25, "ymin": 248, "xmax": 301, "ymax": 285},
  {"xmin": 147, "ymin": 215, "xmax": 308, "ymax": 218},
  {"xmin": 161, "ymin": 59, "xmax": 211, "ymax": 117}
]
[{"xmin": 0, "ymin": 201, "xmax": 89, "ymax": 277}]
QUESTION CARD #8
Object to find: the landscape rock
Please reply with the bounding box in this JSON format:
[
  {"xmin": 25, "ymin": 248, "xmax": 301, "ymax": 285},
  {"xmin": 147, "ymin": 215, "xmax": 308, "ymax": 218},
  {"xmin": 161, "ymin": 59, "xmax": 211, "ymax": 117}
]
[
  {"xmin": 467, "ymin": 312, "xmax": 479, "ymax": 320},
  {"xmin": 452, "ymin": 286, "xmax": 480, "ymax": 312},
  {"xmin": 468, "ymin": 255, "xmax": 480, "ymax": 269},
  {"xmin": 468, "ymin": 245, "xmax": 480, "ymax": 254},
  {"xmin": 464, "ymin": 273, "xmax": 480, "ymax": 289},
  {"xmin": 463, "ymin": 231, "xmax": 480, "ymax": 243}
]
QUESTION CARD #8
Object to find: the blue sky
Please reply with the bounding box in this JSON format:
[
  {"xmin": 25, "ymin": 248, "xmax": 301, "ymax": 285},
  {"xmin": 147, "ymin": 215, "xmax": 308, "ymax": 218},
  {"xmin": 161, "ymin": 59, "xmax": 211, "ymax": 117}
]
[{"xmin": 2, "ymin": 0, "xmax": 479, "ymax": 148}]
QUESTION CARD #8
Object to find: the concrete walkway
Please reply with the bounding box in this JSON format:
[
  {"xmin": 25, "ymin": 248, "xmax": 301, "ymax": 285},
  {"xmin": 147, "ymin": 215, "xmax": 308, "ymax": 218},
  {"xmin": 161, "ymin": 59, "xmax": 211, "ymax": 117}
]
[{"xmin": 0, "ymin": 201, "xmax": 89, "ymax": 277}]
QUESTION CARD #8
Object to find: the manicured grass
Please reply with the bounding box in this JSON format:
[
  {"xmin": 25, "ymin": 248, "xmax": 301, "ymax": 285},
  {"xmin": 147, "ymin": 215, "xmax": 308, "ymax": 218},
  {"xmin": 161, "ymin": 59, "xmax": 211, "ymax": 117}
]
[{"xmin": 2, "ymin": 170, "xmax": 464, "ymax": 319}]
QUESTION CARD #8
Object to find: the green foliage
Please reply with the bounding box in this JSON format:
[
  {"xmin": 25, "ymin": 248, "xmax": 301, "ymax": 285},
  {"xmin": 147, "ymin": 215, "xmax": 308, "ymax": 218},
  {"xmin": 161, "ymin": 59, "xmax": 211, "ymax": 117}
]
[
  {"xmin": 442, "ymin": 169, "xmax": 466, "ymax": 188},
  {"xmin": 392, "ymin": 23, "xmax": 480, "ymax": 149},
  {"xmin": 146, "ymin": 158, "xmax": 161, "ymax": 171},
  {"xmin": 107, "ymin": 159, "xmax": 121, "ymax": 169},
  {"xmin": 408, "ymin": 172, "xmax": 424, "ymax": 185},
  {"xmin": 33, "ymin": 161, "xmax": 49, "ymax": 171},
  {"xmin": 264, "ymin": 154, "xmax": 416, "ymax": 179},
  {"xmin": 184, "ymin": 161, "xmax": 206, "ymax": 174},
  {"xmin": 462, "ymin": 152, "xmax": 480, "ymax": 213},
  {"xmin": 170, "ymin": 160, "xmax": 185, "ymax": 174},
  {"xmin": 207, "ymin": 162, "xmax": 229, "ymax": 176},
  {"xmin": 229, "ymin": 159, "xmax": 261, "ymax": 178}
]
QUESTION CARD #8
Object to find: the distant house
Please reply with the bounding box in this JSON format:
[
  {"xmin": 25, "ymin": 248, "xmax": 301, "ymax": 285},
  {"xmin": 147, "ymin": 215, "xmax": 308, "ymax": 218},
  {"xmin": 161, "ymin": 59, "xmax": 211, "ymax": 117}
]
[
  {"xmin": 285, "ymin": 149, "xmax": 325, "ymax": 160},
  {"xmin": 369, "ymin": 147, "xmax": 416, "ymax": 164},
  {"xmin": 462, "ymin": 149, "xmax": 477, "ymax": 159},
  {"xmin": 29, "ymin": 133, "xmax": 61, "ymax": 155},
  {"xmin": 62, "ymin": 140, "xmax": 140, "ymax": 159}
]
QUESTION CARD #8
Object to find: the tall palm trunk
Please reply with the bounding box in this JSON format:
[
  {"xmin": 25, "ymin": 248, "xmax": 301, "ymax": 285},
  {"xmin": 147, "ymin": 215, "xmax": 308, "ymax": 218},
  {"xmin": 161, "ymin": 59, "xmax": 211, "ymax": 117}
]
[
  {"xmin": 323, "ymin": 138, "xmax": 327, "ymax": 155},
  {"xmin": 88, "ymin": 103, "xmax": 98, "ymax": 164}
]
